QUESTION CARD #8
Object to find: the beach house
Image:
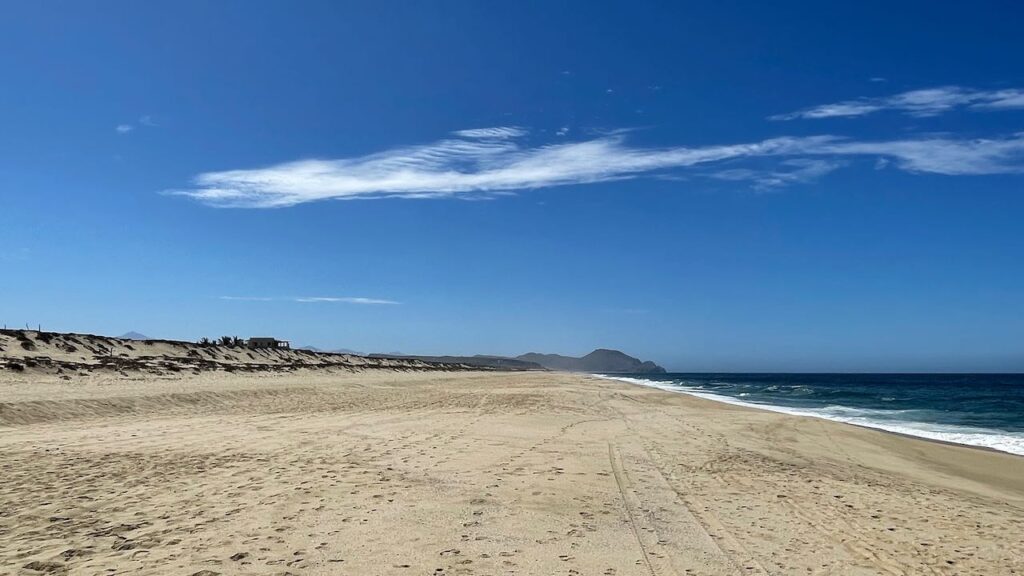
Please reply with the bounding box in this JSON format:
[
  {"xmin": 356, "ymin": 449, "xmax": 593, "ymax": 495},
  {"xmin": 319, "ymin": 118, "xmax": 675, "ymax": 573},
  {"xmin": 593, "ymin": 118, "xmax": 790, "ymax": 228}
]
[{"xmin": 246, "ymin": 337, "xmax": 290, "ymax": 350}]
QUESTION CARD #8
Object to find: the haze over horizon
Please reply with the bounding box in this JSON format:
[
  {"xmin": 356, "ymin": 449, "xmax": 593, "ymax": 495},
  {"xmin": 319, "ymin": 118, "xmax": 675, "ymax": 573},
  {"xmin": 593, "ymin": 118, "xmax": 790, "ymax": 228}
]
[{"xmin": 2, "ymin": 1, "xmax": 1023, "ymax": 372}]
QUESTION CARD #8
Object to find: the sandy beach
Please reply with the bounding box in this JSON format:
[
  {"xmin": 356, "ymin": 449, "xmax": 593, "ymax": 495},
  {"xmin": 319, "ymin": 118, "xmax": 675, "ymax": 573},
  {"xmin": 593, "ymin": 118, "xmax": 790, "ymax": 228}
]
[{"xmin": 2, "ymin": 369, "xmax": 1022, "ymax": 575}]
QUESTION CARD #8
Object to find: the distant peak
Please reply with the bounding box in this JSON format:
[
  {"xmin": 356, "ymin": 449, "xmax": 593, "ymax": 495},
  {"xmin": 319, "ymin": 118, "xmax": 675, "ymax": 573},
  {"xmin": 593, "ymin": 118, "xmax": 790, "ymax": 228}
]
[{"xmin": 517, "ymin": 349, "xmax": 664, "ymax": 373}]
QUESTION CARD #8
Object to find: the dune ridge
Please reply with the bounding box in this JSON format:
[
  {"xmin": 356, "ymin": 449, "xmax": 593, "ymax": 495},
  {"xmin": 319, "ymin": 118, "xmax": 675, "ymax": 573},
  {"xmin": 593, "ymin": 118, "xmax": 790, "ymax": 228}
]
[{"xmin": 0, "ymin": 329, "xmax": 494, "ymax": 380}]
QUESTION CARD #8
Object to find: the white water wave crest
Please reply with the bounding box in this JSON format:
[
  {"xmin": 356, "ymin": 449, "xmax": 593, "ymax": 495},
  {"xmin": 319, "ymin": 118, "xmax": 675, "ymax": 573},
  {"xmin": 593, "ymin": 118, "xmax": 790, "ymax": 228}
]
[{"xmin": 593, "ymin": 375, "xmax": 1024, "ymax": 456}]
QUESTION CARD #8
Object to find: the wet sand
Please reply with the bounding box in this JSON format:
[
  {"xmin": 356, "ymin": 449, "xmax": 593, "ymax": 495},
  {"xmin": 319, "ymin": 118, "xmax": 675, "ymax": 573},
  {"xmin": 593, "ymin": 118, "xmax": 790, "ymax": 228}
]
[{"xmin": 2, "ymin": 370, "xmax": 1022, "ymax": 575}]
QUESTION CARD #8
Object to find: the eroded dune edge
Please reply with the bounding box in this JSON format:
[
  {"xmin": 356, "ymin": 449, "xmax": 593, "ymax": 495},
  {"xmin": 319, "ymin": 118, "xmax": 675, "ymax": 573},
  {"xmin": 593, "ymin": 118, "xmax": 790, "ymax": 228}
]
[
  {"xmin": 1, "ymin": 368, "xmax": 1022, "ymax": 575},
  {"xmin": 0, "ymin": 329, "xmax": 499, "ymax": 381}
]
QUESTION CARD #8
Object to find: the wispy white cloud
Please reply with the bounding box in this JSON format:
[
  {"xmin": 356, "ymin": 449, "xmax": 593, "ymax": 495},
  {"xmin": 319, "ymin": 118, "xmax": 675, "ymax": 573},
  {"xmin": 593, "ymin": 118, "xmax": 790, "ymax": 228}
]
[
  {"xmin": 294, "ymin": 297, "xmax": 399, "ymax": 305},
  {"xmin": 815, "ymin": 134, "xmax": 1024, "ymax": 175},
  {"xmin": 713, "ymin": 159, "xmax": 845, "ymax": 190},
  {"xmin": 774, "ymin": 86, "xmax": 1024, "ymax": 120},
  {"xmin": 979, "ymin": 90, "xmax": 1024, "ymax": 110},
  {"xmin": 170, "ymin": 127, "xmax": 1024, "ymax": 208},
  {"xmin": 219, "ymin": 295, "xmax": 399, "ymax": 305},
  {"xmin": 115, "ymin": 114, "xmax": 158, "ymax": 134},
  {"xmin": 452, "ymin": 126, "xmax": 526, "ymax": 139}
]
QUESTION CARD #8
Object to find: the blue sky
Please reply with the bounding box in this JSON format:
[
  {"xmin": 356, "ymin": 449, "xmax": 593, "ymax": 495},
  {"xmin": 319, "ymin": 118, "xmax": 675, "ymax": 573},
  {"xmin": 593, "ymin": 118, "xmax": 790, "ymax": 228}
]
[{"xmin": 2, "ymin": 1, "xmax": 1023, "ymax": 371}]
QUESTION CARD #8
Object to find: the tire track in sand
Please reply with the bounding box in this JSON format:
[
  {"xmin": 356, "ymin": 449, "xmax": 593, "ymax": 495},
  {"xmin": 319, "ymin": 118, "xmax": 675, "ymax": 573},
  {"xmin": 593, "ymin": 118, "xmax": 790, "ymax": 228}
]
[{"xmin": 608, "ymin": 441, "xmax": 673, "ymax": 576}]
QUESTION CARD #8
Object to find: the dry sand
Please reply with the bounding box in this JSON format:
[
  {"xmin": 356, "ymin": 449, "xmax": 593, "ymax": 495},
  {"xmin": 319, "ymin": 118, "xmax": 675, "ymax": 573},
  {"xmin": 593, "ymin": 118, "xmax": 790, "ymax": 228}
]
[{"xmin": 1, "ymin": 369, "xmax": 1022, "ymax": 575}]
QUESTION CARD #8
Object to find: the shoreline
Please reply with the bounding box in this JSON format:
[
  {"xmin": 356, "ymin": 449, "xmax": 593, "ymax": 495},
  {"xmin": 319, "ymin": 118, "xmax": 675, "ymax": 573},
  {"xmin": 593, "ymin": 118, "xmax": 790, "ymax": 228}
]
[{"xmin": 591, "ymin": 373, "xmax": 1024, "ymax": 457}]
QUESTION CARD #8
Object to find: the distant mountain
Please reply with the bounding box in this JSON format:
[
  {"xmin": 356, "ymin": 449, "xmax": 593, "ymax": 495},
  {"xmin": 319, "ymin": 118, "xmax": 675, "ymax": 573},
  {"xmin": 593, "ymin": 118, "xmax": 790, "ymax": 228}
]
[
  {"xmin": 365, "ymin": 348, "xmax": 663, "ymax": 373},
  {"xmin": 119, "ymin": 331, "xmax": 150, "ymax": 340},
  {"xmin": 330, "ymin": 348, "xmax": 363, "ymax": 355},
  {"xmin": 295, "ymin": 346, "xmax": 366, "ymax": 355},
  {"xmin": 516, "ymin": 349, "xmax": 665, "ymax": 374}
]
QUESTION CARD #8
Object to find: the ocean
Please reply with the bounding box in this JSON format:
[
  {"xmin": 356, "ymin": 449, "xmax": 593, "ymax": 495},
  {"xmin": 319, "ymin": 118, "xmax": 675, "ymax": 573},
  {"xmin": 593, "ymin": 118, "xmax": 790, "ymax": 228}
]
[{"xmin": 597, "ymin": 373, "xmax": 1024, "ymax": 456}]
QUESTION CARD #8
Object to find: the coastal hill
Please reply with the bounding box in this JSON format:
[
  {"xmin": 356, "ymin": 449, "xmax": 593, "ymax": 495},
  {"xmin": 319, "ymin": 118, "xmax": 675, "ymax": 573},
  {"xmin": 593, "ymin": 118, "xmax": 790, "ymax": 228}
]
[
  {"xmin": 0, "ymin": 329, "xmax": 504, "ymax": 378},
  {"xmin": 517, "ymin": 348, "xmax": 666, "ymax": 373},
  {"xmin": 1, "ymin": 330, "xmax": 665, "ymax": 378},
  {"xmin": 372, "ymin": 349, "xmax": 665, "ymax": 373}
]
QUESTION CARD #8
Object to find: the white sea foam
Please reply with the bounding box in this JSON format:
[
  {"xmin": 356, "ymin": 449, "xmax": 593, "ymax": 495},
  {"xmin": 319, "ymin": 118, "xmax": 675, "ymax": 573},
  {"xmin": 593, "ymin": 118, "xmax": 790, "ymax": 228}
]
[{"xmin": 594, "ymin": 375, "xmax": 1024, "ymax": 456}]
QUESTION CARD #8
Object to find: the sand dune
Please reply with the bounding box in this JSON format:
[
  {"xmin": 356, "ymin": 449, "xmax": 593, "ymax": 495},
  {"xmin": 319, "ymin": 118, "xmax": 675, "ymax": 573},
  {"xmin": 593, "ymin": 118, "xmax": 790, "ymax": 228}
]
[
  {"xmin": 1, "ymin": 369, "xmax": 1022, "ymax": 575},
  {"xmin": 0, "ymin": 330, "xmax": 490, "ymax": 382}
]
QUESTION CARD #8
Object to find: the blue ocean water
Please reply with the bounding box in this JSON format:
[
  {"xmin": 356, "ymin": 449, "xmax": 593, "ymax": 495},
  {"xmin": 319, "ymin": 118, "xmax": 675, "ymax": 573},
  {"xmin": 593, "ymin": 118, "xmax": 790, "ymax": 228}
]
[{"xmin": 597, "ymin": 373, "xmax": 1024, "ymax": 456}]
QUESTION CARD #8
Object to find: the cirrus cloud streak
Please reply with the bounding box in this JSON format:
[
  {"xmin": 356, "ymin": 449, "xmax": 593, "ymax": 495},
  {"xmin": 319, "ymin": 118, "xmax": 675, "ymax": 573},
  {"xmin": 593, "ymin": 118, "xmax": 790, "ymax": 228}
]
[
  {"xmin": 169, "ymin": 126, "xmax": 1024, "ymax": 207},
  {"xmin": 773, "ymin": 86, "xmax": 1024, "ymax": 120},
  {"xmin": 219, "ymin": 296, "xmax": 400, "ymax": 305}
]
